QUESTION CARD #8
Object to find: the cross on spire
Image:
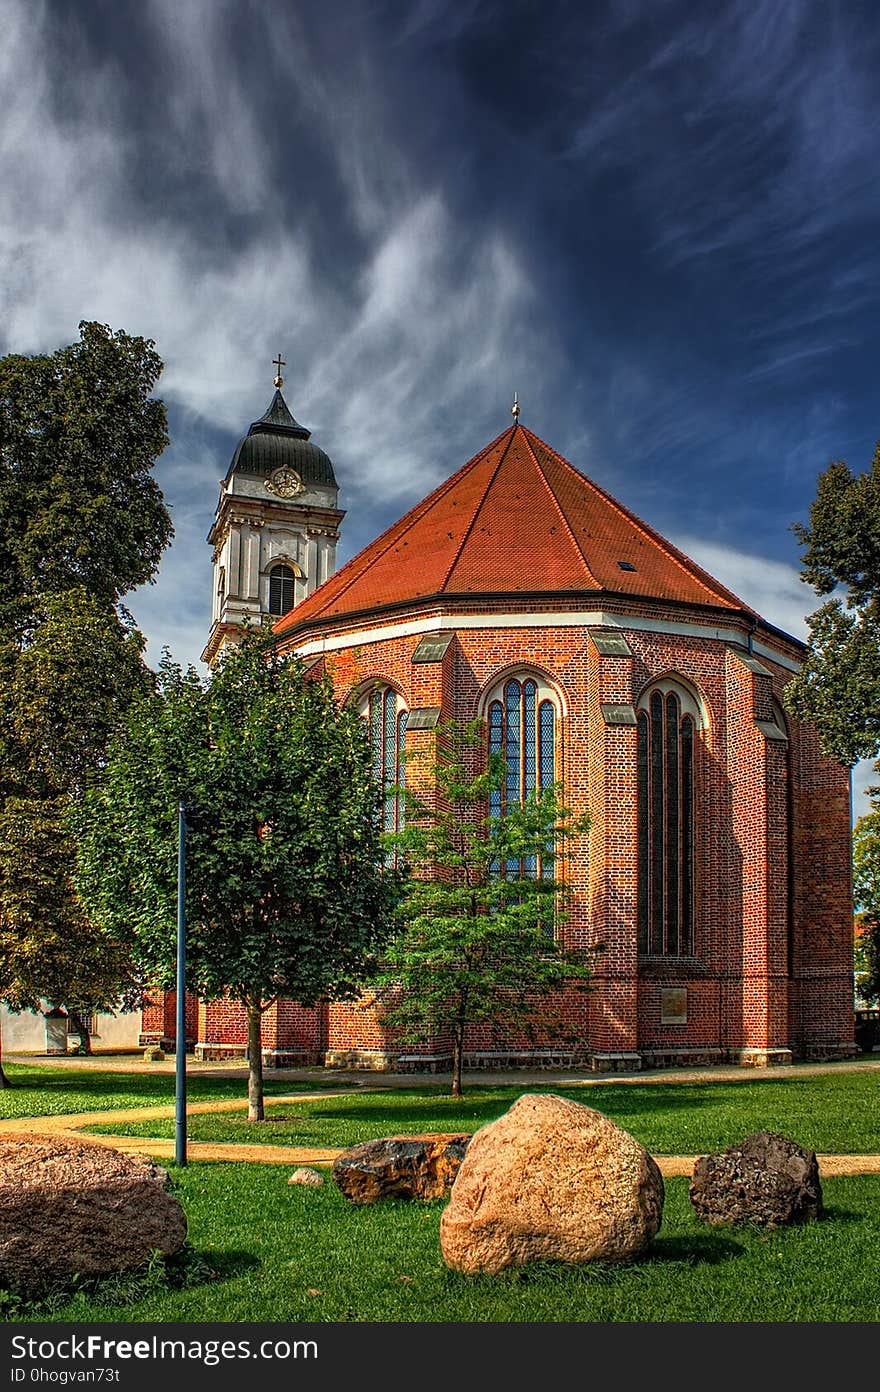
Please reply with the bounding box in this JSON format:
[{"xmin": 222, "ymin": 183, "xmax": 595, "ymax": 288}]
[{"xmin": 273, "ymin": 352, "xmax": 286, "ymax": 388}]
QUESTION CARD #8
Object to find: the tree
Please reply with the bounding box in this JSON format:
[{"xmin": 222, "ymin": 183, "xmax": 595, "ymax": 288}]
[
  {"xmin": 0, "ymin": 590, "xmax": 154, "ymax": 1082},
  {"xmin": 372, "ymin": 720, "xmax": 596, "ymax": 1097},
  {"xmin": 0, "ymin": 321, "xmax": 172, "ymax": 634},
  {"xmin": 0, "ymin": 796, "xmax": 139, "ymax": 1056},
  {"xmin": 784, "ymin": 443, "xmax": 880, "ymax": 765},
  {"xmin": 852, "ymin": 806, "xmax": 880, "ymax": 1005},
  {"xmin": 74, "ymin": 626, "xmax": 394, "ymax": 1120},
  {"xmin": 0, "ymin": 588, "xmax": 154, "ymax": 799},
  {"xmin": 0, "ymin": 322, "xmax": 171, "ymax": 1077}
]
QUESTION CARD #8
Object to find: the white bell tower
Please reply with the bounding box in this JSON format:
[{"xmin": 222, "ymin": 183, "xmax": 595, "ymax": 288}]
[{"xmin": 202, "ymin": 357, "xmax": 344, "ymax": 665}]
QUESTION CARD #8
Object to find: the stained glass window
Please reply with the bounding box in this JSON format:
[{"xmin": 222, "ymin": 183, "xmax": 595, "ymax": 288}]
[
  {"xmin": 637, "ymin": 686, "xmax": 696, "ymax": 956},
  {"xmin": 363, "ymin": 686, "xmax": 407, "ymax": 839},
  {"xmin": 487, "ymin": 676, "xmax": 557, "ymax": 895}
]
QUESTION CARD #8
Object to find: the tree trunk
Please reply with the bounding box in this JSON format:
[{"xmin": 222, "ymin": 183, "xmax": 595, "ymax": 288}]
[
  {"xmin": 67, "ymin": 1010, "xmax": 92, "ymax": 1055},
  {"xmin": 246, "ymin": 999, "xmax": 265, "ymax": 1121},
  {"xmin": 451, "ymin": 1028, "xmax": 463, "ymax": 1097},
  {"xmin": 0, "ymin": 1018, "xmax": 10, "ymax": 1088}
]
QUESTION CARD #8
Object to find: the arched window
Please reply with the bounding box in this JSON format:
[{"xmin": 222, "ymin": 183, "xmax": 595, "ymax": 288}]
[
  {"xmin": 268, "ymin": 563, "xmax": 297, "ymax": 616},
  {"xmin": 637, "ymin": 682, "xmax": 700, "ymax": 956},
  {"xmin": 359, "ymin": 685, "xmax": 408, "ymax": 836},
  {"xmin": 486, "ymin": 675, "xmax": 557, "ymax": 882}
]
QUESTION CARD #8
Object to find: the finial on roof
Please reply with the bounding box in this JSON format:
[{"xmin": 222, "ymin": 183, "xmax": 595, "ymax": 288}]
[
  {"xmin": 511, "ymin": 391, "xmax": 520, "ymax": 422},
  {"xmin": 273, "ymin": 352, "xmax": 286, "ymax": 389}
]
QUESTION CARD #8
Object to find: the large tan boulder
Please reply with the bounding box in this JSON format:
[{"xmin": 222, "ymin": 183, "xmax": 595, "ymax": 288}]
[
  {"xmin": 440, "ymin": 1093, "xmax": 664, "ymax": 1274},
  {"xmin": 0, "ymin": 1134, "xmax": 187, "ymax": 1296}
]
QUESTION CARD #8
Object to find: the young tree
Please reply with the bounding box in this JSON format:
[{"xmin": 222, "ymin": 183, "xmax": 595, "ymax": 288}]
[
  {"xmin": 75, "ymin": 626, "xmax": 394, "ymax": 1120},
  {"xmin": 372, "ymin": 721, "xmax": 595, "ymax": 1097},
  {"xmin": 784, "ymin": 443, "xmax": 880, "ymax": 765}
]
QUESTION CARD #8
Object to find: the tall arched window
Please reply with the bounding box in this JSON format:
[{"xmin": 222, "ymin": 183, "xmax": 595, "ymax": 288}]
[
  {"xmin": 487, "ymin": 675, "xmax": 557, "ymax": 882},
  {"xmin": 637, "ymin": 682, "xmax": 700, "ymax": 956},
  {"xmin": 268, "ymin": 563, "xmax": 297, "ymax": 616},
  {"xmin": 359, "ymin": 685, "xmax": 408, "ymax": 836}
]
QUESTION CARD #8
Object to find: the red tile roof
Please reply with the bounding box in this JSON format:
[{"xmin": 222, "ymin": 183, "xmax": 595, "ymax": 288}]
[{"xmin": 274, "ymin": 423, "xmax": 751, "ymax": 636}]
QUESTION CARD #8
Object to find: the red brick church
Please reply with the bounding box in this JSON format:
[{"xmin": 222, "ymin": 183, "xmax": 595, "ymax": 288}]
[{"xmin": 144, "ymin": 378, "xmax": 856, "ymax": 1071}]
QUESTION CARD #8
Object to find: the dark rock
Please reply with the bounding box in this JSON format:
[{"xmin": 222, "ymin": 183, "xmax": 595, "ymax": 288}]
[
  {"xmin": 332, "ymin": 1133, "xmax": 470, "ymax": 1204},
  {"xmin": 0, "ymin": 1134, "xmax": 187, "ymax": 1296},
  {"xmin": 689, "ymin": 1130, "xmax": 823, "ymax": 1228}
]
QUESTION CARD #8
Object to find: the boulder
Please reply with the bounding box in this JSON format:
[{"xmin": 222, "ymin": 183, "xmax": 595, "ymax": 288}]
[
  {"xmin": 0, "ymin": 1134, "xmax": 187, "ymax": 1296},
  {"xmin": 332, "ymin": 1133, "xmax": 470, "ymax": 1204},
  {"xmin": 440, "ymin": 1093, "xmax": 664, "ymax": 1274},
  {"xmin": 689, "ymin": 1130, "xmax": 823, "ymax": 1228}
]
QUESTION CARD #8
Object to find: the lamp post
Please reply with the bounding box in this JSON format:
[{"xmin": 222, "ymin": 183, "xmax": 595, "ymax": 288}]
[{"xmin": 175, "ymin": 799, "xmax": 187, "ymax": 1167}]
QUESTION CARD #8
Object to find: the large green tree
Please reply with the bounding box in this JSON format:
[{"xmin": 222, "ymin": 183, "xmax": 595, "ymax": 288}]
[
  {"xmin": 852, "ymin": 805, "xmax": 880, "ymax": 1006},
  {"xmin": 75, "ymin": 626, "xmax": 394, "ymax": 1120},
  {"xmin": 0, "ymin": 796, "xmax": 140, "ymax": 1052},
  {"xmin": 0, "ymin": 320, "xmax": 171, "ymax": 633},
  {"xmin": 0, "ymin": 323, "xmax": 171, "ymax": 1079},
  {"xmin": 372, "ymin": 721, "xmax": 595, "ymax": 1097},
  {"xmin": 0, "ymin": 592, "xmax": 151, "ymax": 1059},
  {"xmin": 784, "ymin": 443, "xmax": 880, "ymax": 765}
]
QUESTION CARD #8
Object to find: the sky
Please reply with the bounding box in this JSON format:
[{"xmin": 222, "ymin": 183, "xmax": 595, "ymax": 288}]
[{"xmin": 2, "ymin": 0, "xmax": 879, "ymax": 814}]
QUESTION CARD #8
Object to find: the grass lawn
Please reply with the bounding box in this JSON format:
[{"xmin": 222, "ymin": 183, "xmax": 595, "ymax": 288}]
[
  {"xmin": 5, "ymin": 1166, "xmax": 879, "ymax": 1324},
  {"xmin": 3, "ymin": 1063, "xmax": 880, "ymax": 1324},
  {"xmin": 0, "ymin": 1064, "xmax": 342, "ymax": 1120},
  {"xmin": 82, "ymin": 1070, "xmax": 880, "ymax": 1154}
]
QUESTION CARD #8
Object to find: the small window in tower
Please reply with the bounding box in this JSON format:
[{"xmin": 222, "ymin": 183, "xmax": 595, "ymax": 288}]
[
  {"xmin": 268, "ymin": 564, "xmax": 296, "ymax": 616},
  {"xmin": 618, "ymin": 560, "xmax": 637, "ymax": 572}
]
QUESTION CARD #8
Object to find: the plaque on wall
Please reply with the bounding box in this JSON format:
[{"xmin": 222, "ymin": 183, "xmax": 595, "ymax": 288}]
[
  {"xmin": 600, "ymin": 703, "xmax": 638, "ymax": 726},
  {"xmin": 588, "ymin": 629, "xmax": 633, "ymax": 657},
  {"xmin": 660, "ymin": 987, "xmax": 687, "ymax": 1025}
]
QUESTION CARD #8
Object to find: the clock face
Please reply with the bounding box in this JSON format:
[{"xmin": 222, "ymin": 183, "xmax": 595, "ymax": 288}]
[{"xmin": 267, "ymin": 467, "xmax": 304, "ymax": 499}]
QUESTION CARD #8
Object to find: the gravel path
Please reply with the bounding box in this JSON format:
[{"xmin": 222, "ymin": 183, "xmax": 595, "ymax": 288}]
[{"xmin": 2, "ymin": 1064, "xmax": 879, "ymax": 1175}]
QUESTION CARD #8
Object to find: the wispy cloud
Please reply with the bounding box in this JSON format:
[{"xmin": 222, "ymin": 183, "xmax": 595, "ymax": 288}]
[
  {"xmin": 2, "ymin": 0, "xmax": 878, "ymax": 727},
  {"xmin": 672, "ymin": 536, "xmax": 810, "ymax": 641},
  {"xmin": 0, "ymin": 0, "xmax": 547, "ymax": 672}
]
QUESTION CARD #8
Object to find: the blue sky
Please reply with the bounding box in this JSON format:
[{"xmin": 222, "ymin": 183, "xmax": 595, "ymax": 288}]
[{"xmin": 2, "ymin": 0, "xmax": 879, "ymax": 812}]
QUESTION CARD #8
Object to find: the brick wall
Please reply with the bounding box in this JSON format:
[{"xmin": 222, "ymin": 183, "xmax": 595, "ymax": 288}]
[{"xmin": 162, "ymin": 599, "xmax": 855, "ymax": 1069}]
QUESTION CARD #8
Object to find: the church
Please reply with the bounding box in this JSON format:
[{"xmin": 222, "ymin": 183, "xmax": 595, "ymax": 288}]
[{"xmin": 144, "ymin": 367, "xmax": 857, "ymax": 1072}]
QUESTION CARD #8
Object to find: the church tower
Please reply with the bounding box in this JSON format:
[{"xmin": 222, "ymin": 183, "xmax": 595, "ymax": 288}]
[{"xmin": 202, "ymin": 357, "xmax": 344, "ymax": 665}]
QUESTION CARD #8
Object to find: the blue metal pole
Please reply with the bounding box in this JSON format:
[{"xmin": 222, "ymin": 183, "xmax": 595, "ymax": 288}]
[{"xmin": 175, "ymin": 800, "xmax": 187, "ymax": 1167}]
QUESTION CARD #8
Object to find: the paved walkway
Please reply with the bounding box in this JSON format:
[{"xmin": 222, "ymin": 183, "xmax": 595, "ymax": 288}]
[{"xmin": 3, "ymin": 1055, "xmax": 879, "ymax": 1175}]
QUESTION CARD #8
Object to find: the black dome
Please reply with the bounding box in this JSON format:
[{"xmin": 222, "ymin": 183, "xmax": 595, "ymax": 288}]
[{"xmin": 226, "ymin": 389, "xmax": 337, "ymax": 489}]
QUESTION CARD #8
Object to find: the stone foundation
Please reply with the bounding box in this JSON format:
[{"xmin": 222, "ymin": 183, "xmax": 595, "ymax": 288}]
[
  {"xmin": 798, "ymin": 1041, "xmax": 860, "ymax": 1062},
  {"xmin": 731, "ymin": 1047, "xmax": 793, "ymax": 1067},
  {"xmin": 640, "ymin": 1047, "xmax": 726, "ymax": 1069},
  {"xmin": 587, "ymin": 1051, "xmax": 644, "ymax": 1072},
  {"xmin": 323, "ymin": 1048, "xmax": 398, "ymax": 1071},
  {"xmin": 193, "ymin": 1043, "xmax": 319, "ymax": 1066}
]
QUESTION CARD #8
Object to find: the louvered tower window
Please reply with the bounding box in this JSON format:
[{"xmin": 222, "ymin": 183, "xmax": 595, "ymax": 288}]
[
  {"xmin": 637, "ymin": 684, "xmax": 698, "ymax": 956},
  {"xmin": 268, "ymin": 564, "xmax": 296, "ymax": 616}
]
